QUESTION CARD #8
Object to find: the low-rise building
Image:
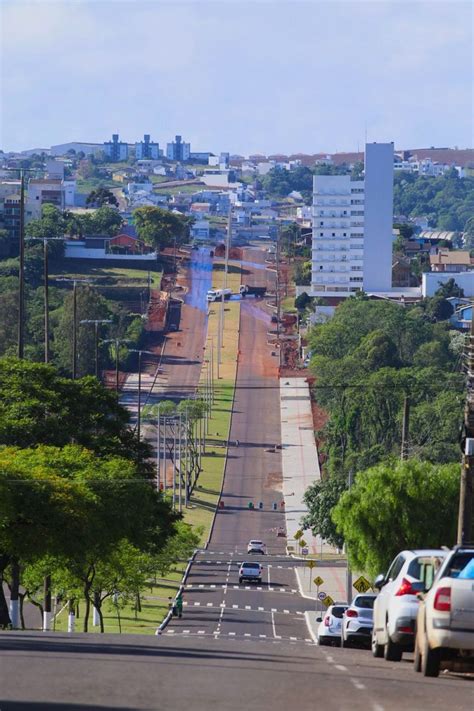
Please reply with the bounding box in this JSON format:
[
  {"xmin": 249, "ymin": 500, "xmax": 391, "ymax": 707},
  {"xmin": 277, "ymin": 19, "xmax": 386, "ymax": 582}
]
[
  {"xmin": 429, "ymin": 249, "xmax": 471, "ymax": 272},
  {"xmin": 190, "ymin": 219, "xmax": 210, "ymax": 240},
  {"xmin": 422, "ymin": 271, "xmax": 474, "ymax": 297}
]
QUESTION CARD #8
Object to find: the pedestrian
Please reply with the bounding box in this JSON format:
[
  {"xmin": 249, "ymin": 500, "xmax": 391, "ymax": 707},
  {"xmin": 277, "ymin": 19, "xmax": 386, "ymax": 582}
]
[
  {"xmin": 176, "ymin": 591, "xmax": 183, "ymax": 618},
  {"xmin": 235, "ymin": 439, "xmax": 240, "ymax": 447}
]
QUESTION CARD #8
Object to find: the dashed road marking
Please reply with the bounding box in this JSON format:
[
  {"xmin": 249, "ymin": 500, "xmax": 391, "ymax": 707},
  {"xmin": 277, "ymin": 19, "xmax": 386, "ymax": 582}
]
[
  {"xmin": 283, "ymin": 609, "xmax": 290, "ymax": 614},
  {"xmin": 228, "ymin": 632, "xmax": 236, "ymax": 636},
  {"xmin": 182, "ymin": 630, "xmax": 190, "ymax": 635},
  {"xmin": 259, "ymin": 634, "xmax": 267, "ymax": 638},
  {"xmin": 232, "ymin": 604, "xmax": 238, "ymax": 609},
  {"xmin": 244, "ymin": 633, "xmax": 251, "ymax": 637},
  {"xmin": 258, "ymin": 606, "xmax": 264, "ymax": 611},
  {"xmin": 290, "ymin": 636, "xmax": 297, "ymax": 641},
  {"xmin": 335, "ymin": 664, "xmax": 347, "ymax": 672},
  {"xmin": 194, "ymin": 602, "xmax": 200, "ymax": 606},
  {"xmin": 207, "ymin": 602, "xmax": 213, "ymax": 607},
  {"xmin": 166, "ymin": 629, "xmax": 174, "ymax": 634},
  {"xmin": 245, "ymin": 605, "xmax": 251, "ymax": 610},
  {"xmin": 351, "ymin": 678, "xmax": 365, "ymax": 690},
  {"xmin": 197, "ymin": 630, "xmax": 205, "ymax": 635}
]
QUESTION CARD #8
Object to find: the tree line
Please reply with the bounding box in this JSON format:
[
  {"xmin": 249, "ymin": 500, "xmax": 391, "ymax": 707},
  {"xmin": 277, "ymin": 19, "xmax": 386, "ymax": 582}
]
[
  {"xmin": 0, "ymin": 358, "xmax": 198, "ymax": 631},
  {"xmin": 302, "ymin": 290, "xmax": 465, "ymax": 574}
]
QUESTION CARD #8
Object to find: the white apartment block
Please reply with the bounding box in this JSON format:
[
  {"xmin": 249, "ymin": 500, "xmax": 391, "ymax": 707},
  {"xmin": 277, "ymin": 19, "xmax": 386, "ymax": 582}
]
[{"xmin": 311, "ymin": 142, "xmax": 394, "ymax": 298}]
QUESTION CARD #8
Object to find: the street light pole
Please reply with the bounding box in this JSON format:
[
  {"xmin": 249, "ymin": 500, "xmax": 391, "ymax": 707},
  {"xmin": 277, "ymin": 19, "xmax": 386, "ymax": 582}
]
[
  {"xmin": 80, "ymin": 319, "xmax": 112, "ymax": 378},
  {"xmin": 18, "ymin": 171, "xmax": 25, "ymax": 359},
  {"xmin": 127, "ymin": 349, "xmax": 155, "ymax": 443}
]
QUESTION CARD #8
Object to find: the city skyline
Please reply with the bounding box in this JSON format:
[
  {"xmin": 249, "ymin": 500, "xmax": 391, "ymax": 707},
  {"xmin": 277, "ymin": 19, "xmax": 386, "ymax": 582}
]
[{"xmin": 1, "ymin": 0, "xmax": 472, "ymax": 155}]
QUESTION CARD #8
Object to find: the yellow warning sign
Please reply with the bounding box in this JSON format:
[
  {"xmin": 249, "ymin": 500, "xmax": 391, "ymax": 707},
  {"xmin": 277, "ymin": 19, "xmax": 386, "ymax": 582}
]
[
  {"xmin": 353, "ymin": 575, "xmax": 372, "ymax": 593},
  {"xmin": 313, "ymin": 576, "xmax": 324, "ymax": 587},
  {"xmin": 307, "ymin": 560, "xmax": 316, "ymax": 570},
  {"xmin": 294, "ymin": 530, "xmax": 304, "ymax": 540},
  {"xmin": 322, "ymin": 594, "xmax": 334, "ymax": 608}
]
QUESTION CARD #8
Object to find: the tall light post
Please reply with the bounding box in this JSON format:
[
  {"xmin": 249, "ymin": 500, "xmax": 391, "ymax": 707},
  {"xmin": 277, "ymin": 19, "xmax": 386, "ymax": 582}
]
[
  {"xmin": 80, "ymin": 319, "xmax": 112, "ymax": 378},
  {"xmin": 18, "ymin": 170, "xmax": 25, "ymax": 360},
  {"xmin": 127, "ymin": 348, "xmax": 155, "ymax": 442},
  {"xmin": 54, "ymin": 277, "xmax": 93, "ymax": 378},
  {"xmin": 102, "ymin": 338, "xmax": 133, "ymax": 392}
]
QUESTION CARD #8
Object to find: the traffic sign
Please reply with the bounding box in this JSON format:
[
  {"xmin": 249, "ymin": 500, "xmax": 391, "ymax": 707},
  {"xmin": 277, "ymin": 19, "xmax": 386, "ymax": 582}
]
[
  {"xmin": 301, "ymin": 547, "xmax": 309, "ymax": 555},
  {"xmin": 353, "ymin": 575, "xmax": 372, "ymax": 593},
  {"xmin": 307, "ymin": 560, "xmax": 316, "ymax": 570},
  {"xmin": 322, "ymin": 594, "xmax": 334, "ymax": 608},
  {"xmin": 294, "ymin": 530, "xmax": 304, "ymax": 540},
  {"xmin": 314, "ymin": 576, "xmax": 324, "ymax": 587},
  {"xmin": 317, "ymin": 591, "xmax": 326, "ymax": 601},
  {"xmin": 298, "ymin": 539, "xmax": 307, "ymax": 548}
]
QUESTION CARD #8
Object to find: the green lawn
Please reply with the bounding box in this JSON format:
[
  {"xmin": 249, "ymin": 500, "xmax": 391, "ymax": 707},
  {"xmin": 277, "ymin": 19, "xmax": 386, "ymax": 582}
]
[
  {"xmin": 49, "ymin": 262, "xmax": 162, "ymax": 288},
  {"xmin": 76, "ymin": 178, "xmax": 122, "ymax": 194}
]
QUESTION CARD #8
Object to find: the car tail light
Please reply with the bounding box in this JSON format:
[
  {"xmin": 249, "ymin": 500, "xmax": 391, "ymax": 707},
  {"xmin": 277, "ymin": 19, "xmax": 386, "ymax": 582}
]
[
  {"xmin": 324, "ymin": 616, "xmax": 330, "ymax": 627},
  {"xmin": 395, "ymin": 578, "xmax": 418, "ymax": 596},
  {"xmin": 434, "ymin": 586, "xmax": 451, "ymax": 612},
  {"xmin": 346, "ymin": 609, "xmax": 358, "ymax": 618}
]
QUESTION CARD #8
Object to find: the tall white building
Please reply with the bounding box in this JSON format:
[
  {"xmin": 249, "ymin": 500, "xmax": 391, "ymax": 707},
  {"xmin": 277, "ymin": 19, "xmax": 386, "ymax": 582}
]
[{"xmin": 310, "ymin": 142, "xmax": 394, "ymax": 298}]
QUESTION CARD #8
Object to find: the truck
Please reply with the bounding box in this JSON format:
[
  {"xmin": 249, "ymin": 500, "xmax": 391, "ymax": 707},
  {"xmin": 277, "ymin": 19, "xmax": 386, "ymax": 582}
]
[
  {"xmin": 206, "ymin": 288, "xmax": 232, "ymax": 303},
  {"xmin": 239, "ymin": 284, "xmax": 266, "ymax": 297},
  {"xmin": 239, "ymin": 561, "xmax": 263, "ymax": 584}
]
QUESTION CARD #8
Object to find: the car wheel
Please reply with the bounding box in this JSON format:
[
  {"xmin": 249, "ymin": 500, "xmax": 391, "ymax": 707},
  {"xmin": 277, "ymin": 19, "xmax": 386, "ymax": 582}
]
[
  {"xmin": 422, "ymin": 639, "xmax": 440, "ymax": 677},
  {"xmin": 318, "ymin": 637, "xmax": 327, "ymax": 646},
  {"xmin": 413, "ymin": 635, "xmax": 422, "ymax": 673},
  {"xmin": 371, "ymin": 630, "xmax": 384, "ymax": 658},
  {"xmin": 384, "ymin": 636, "xmax": 403, "ymax": 662},
  {"xmin": 239, "ymin": 578, "xmax": 242, "ymax": 584}
]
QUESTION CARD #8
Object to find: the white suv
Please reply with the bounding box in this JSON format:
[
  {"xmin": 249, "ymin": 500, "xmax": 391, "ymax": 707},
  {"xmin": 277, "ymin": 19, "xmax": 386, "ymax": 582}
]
[
  {"xmin": 372, "ymin": 549, "xmax": 447, "ymax": 662},
  {"xmin": 247, "ymin": 540, "xmax": 266, "ymax": 554}
]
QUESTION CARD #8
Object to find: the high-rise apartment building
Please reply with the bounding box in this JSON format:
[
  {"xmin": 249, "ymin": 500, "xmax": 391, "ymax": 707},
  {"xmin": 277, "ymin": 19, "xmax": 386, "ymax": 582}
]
[
  {"xmin": 166, "ymin": 135, "xmax": 191, "ymax": 162},
  {"xmin": 103, "ymin": 134, "xmax": 129, "ymax": 162},
  {"xmin": 135, "ymin": 134, "xmax": 160, "ymax": 160},
  {"xmin": 310, "ymin": 142, "xmax": 394, "ymax": 297}
]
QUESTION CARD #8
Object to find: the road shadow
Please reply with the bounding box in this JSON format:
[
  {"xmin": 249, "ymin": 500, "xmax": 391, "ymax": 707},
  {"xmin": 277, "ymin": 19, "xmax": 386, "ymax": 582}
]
[{"xmin": 0, "ymin": 704, "xmax": 137, "ymax": 711}]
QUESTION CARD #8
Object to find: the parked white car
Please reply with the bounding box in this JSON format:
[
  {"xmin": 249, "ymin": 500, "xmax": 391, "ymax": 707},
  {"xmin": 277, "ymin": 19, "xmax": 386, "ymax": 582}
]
[
  {"xmin": 247, "ymin": 540, "xmax": 266, "ymax": 554},
  {"xmin": 414, "ymin": 545, "xmax": 474, "ymax": 677},
  {"xmin": 342, "ymin": 593, "xmax": 377, "ymax": 648},
  {"xmin": 372, "ymin": 549, "xmax": 447, "ymax": 661},
  {"xmin": 316, "ymin": 604, "xmax": 348, "ymax": 646}
]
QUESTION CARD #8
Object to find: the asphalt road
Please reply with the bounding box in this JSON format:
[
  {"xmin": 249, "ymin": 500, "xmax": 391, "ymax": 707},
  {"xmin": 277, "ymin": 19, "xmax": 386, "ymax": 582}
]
[{"xmin": 1, "ymin": 250, "xmax": 473, "ymax": 710}]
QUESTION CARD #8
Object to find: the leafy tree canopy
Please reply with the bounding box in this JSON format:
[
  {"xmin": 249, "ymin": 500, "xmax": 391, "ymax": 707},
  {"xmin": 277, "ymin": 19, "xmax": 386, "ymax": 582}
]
[
  {"xmin": 133, "ymin": 206, "xmax": 191, "ymax": 252},
  {"xmin": 332, "ymin": 459, "xmax": 459, "ymax": 577},
  {"xmin": 86, "ymin": 187, "xmax": 119, "ymax": 208}
]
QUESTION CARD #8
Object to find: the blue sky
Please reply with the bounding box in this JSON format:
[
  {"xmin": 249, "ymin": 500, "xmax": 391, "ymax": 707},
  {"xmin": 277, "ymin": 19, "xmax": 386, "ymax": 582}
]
[{"xmin": 1, "ymin": 0, "xmax": 472, "ymax": 154}]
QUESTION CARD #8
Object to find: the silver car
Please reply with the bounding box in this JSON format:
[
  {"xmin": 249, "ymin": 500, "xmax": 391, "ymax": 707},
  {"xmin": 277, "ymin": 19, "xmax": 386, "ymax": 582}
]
[
  {"xmin": 316, "ymin": 604, "xmax": 348, "ymax": 646},
  {"xmin": 342, "ymin": 593, "xmax": 377, "ymax": 648}
]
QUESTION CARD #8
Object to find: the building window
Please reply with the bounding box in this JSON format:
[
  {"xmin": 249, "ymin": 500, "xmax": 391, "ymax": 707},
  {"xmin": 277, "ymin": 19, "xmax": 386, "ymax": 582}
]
[{"xmin": 332, "ymin": 232, "xmax": 335, "ymax": 236}]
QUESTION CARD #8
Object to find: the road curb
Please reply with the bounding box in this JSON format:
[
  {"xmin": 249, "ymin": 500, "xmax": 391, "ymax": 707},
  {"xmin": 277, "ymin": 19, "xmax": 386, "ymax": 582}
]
[
  {"xmin": 155, "ymin": 549, "xmax": 197, "ymax": 635},
  {"xmin": 304, "ymin": 611, "xmax": 318, "ymax": 645}
]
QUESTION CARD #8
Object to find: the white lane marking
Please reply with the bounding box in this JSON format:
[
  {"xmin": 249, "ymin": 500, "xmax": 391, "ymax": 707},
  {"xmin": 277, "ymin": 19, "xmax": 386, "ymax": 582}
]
[
  {"xmin": 257, "ymin": 586, "xmax": 262, "ymax": 590},
  {"xmin": 197, "ymin": 630, "xmax": 205, "ymax": 635},
  {"xmin": 279, "ymin": 587, "xmax": 285, "ymax": 592},
  {"xmin": 182, "ymin": 630, "xmax": 190, "ymax": 635},
  {"xmin": 296, "ymin": 611, "xmax": 303, "ymax": 615},
  {"xmin": 198, "ymin": 584, "xmax": 204, "ymax": 588},
  {"xmin": 278, "ymin": 566, "xmax": 283, "ymax": 569},
  {"xmin": 259, "ymin": 634, "xmax": 267, "ymax": 638},
  {"xmin": 290, "ymin": 636, "xmax": 297, "ymax": 641},
  {"xmin": 268, "ymin": 587, "xmax": 274, "ymax": 591},
  {"xmin": 244, "ymin": 633, "xmax": 251, "ymax": 637},
  {"xmin": 210, "ymin": 584, "xmax": 216, "ymax": 588},
  {"xmin": 194, "ymin": 602, "xmax": 200, "ymax": 606},
  {"xmin": 232, "ymin": 604, "xmax": 239, "ymax": 609},
  {"xmin": 271, "ymin": 608, "xmax": 277, "ymax": 612},
  {"xmin": 166, "ymin": 629, "xmax": 174, "ymax": 634},
  {"xmin": 284, "ymin": 609, "xmax": 290, "ymax": 614},
  {"xmin": 245, "ymin": 586, "xmax": 251, "ymax": 590},
  {"xmin": 245, "ymin": 605, "xmax": 251, "ymax": 610},
  {"xmin": 271, "ymin": 610, "xmax": 282, "ymax": 640},
  {"xmin": 326, "ymin": 655, "xmax": 334, "ymax": 663},
  {"xmin": 216, "ymin": 561, "xmax": 222, "ymax": 564},
  {"xmin": 351, "ymin": 678, "xmax": 366, "ymax": 690},
  {"xmin": 292, "ymin": 589, "xmax": 297, "ymax": 593},
  {"xmin": 335, "ymin": 664, "xmax": 347, "ymax": 672},
  {"xmin": 228, "ymin": 632, "xmax": 236, "ymax": 636},
  {"xmin": 258, "ymin": 606, "xmax": 264, "ymax": 611},
  {"xmin": 372, "ymin": 705, "xmax": 385, "ymax": 711},
  {"xmin": 207, "ymin": 602, "xmax": 212, "ymax": 607},
  {"xmin": 183, "ymin": 602, "xmax": 188, "ymax": 606},
  {"xmin": 220, "ymin": 603, "xmax": 226, "ymax": 607}
]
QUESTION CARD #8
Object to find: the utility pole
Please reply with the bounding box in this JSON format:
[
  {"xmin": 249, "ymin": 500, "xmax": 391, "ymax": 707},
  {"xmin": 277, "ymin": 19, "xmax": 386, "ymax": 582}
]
[
  {"xmin": 275, "ymin": 225, "xmax": 282, "ymax": 370},
  {"xmin": 458, "ymin": 314, "xmax": 474, "ymax": 544},
  {"xmin": 80, "ymin": 319, "xmax": 112, "ymax": 378},
  {"xmin": 18, "ymin": 171, "xmax": 25, "ymax": 359},
  {"xmin": 345, "ymin": 470, "xmax": 354, "ymax": 603},
  {"xmin": 156, "ymin": 405, "xmax": 161, "ymax": 492},
  {"xmin": 400, "ymin": 395, "xmax": 410, "ymax": 461},
  {"xmin": 102, "ymin": 338, "xmax": 132, "ymax": 392},
  {"xmin": 128, "ymin": 349, "xmax": 155, "ymax": 442},
  {"xmin": 55, "ymin": 277, "xmax": 92, "ymax": 378},
  {"xmin": 43, "ymin": 239, "xmax": 49, "ymax": 363}
]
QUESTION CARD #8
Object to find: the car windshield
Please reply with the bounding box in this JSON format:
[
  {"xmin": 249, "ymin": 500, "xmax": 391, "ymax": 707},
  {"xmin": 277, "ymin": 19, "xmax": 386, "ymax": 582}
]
[
  {"xmin": 354, "ymin": 596, "xmax": 375, "ymax": 609},
  {"xmin": 331, "ymin": 606, "xmax": 347, "ymax": 619},
  {"xmin": 444, "ymin": 552, "xmax": 474, "ymax": 578},
  {"xmin": 250, "ymin": 541, "xmax": 262, "ymax": 545},
  {"xmin": 242, "ymin": 563, "xmax": 260, "ymax": 569}
]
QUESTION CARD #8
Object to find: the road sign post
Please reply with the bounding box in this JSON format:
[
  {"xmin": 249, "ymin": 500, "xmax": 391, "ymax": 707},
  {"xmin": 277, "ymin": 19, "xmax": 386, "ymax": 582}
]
[{"xmin": 353, "ymin": 575, "xmax": 372, "ymax": 593}]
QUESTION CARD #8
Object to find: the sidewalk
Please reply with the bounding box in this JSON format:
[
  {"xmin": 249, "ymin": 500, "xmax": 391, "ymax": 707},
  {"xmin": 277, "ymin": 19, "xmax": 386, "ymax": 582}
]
[
  {"xmin": 279, "ymin": 378, "xmax": 335, "ymax": 557},
  {"xmin": 295, "ymin": 563, "xmax": 348, "ymax": 604}
]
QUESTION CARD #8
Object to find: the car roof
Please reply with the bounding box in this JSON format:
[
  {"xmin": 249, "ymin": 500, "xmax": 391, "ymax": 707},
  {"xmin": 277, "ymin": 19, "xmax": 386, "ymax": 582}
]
[
  {"xmin": 241, "ymin": 561, "xmax": 261, "ymax": 565},
  {"xmin": 402, "ymin": 549, "xmax": 448, "ymax": 557}
]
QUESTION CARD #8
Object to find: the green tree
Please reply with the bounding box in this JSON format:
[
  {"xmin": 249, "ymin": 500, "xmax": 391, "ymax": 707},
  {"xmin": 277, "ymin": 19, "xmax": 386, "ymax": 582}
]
[
  {"xmin": 133, "ymin": 206, "xmax": 190, "ymax": 252},
  {"xmin": 435, "ymin": 278, "xmax": 465, "ymax": 299},
  {"xmin": 53, "ymin": 285, "xmax": 111, "ymax": 376},
  {"xmin": 302, "ymin": 474, "xmax": 347, "ymax": 549},
  {"xmin": 86, "ymin": 188, "xmax": 119, "ymax": 208},
  {"xmin": 89, "ymin": 206, "xmax": 123, "ymax": 236},
  {"xmin": 25, "ymin": 204, "xmax": 65, "ymax": 241},
  {"xmin": 332, "ymin": 459, "xmax": 459, "ymax": 577}
]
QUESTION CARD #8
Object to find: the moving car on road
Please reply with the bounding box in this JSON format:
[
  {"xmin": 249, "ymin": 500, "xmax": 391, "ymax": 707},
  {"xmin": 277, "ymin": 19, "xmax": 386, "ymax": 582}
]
[
  {"xmin": 239, "ymin": 562, "xmax": 263, "ymax": 584},
  {"xmin": 341, "ymin": 593, "xmax": 377, "ymax": 648},
  {"xmin": 372, "ymin": 549, "xmax": 446, "ymax": 662},
  {"xmin": 414, "ymin": 545, "xmax": 474, "ymax": 677},
  {"xmin": 247, "ymin": 540, "xmax": 266, "ymax": 554},
  {"xmin": 316, "ymin": 604, "xmax": 348, "ymax": 646}
]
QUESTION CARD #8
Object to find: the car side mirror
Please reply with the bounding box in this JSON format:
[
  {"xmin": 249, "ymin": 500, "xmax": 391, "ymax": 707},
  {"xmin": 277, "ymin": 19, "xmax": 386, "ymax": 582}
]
[{"xmin": 373, "ymin": 574, "xmax": 385, "ymax": 590}]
